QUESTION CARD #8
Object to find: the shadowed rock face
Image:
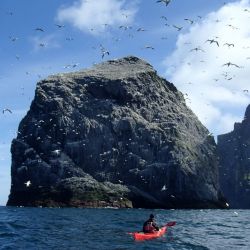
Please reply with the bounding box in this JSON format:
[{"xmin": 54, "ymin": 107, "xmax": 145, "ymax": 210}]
[
  {"xmin": 7, "ymin": 56, "xmax": 224, "ymax": 208},
  {"xmin": 218, "ymin": 105, "xmax": 250, "ymax": 208}
]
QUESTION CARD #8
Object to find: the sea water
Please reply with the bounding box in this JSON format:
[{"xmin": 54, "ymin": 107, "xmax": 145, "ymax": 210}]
[{"xmin": 0, "ymin": 207, "xmax": 249, "ymax": 250}]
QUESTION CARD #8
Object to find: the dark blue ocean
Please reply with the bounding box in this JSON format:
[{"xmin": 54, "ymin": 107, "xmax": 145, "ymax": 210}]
[{"xmin": 0, "ymin": 207, "xmax": 249, "ymax": 250}]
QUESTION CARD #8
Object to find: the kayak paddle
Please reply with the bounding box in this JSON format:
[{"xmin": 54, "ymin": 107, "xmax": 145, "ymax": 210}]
[{"xmin": 164, "ymin": 221, "xmax": 176, "ymax": 227}]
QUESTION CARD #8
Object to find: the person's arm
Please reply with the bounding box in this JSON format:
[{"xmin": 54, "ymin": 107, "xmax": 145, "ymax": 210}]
[{"xmin": 152, "ymin": 222, "xmax": 159, "ymax": 230}]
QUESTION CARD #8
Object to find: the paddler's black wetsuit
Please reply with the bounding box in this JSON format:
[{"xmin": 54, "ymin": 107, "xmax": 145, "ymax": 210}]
[{"xmin": 143, "ymin": 216, "xmax": 159, "ymax": 233}]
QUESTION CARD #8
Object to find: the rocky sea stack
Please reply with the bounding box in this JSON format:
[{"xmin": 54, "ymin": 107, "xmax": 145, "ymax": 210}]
[
  {"xmin": 7, "ymin": 56, "xmax": 224, "ymax": 208},
  {"xmin": 218, "ymin": 105, "xmax": 250, "ymax": 208}
]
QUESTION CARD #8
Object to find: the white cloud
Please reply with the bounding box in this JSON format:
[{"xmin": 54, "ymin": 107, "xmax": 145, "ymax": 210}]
[
  {"xmin": 56, "ymin": 0, "xmax": 138, "ymax": 35},
  {"xmin": 163, "ymin": 0, "xmax": 250, "ymax": 136}
]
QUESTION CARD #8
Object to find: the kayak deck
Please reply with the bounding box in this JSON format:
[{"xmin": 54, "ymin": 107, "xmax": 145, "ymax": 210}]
[{"xmin": 133, "ymin": 226, "xmax": 167, "ymax": 241}]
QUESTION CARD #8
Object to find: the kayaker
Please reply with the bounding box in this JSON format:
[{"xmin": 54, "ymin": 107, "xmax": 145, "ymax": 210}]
[{"xmin": 143, "ymin": 214, "xmax": 159, "ymax": 233}]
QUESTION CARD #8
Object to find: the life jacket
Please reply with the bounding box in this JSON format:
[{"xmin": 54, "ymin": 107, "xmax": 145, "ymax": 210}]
[{"xmin": 144, "ymin": 221, "xmax": 155, "ymax": 232}]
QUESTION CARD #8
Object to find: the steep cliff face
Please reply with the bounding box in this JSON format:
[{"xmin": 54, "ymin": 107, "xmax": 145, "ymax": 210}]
[
  {"xmin": 218, "ymin": 105, "xmax": 250, "ymax": 208},
  {"xmin": 7, "ymin": 56, "xmax": 223, "ymax": 208}
]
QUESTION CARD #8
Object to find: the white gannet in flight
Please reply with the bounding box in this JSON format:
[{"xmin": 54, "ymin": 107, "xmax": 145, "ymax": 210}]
[{"xmin": 156, "ymin": 0, "xmax": 171, "ymax": 6}]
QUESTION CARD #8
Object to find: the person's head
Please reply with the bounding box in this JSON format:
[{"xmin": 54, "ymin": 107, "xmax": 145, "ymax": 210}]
[{"xmin": 149, "ymin": 214, "xmax": 154, "ymax": 220}]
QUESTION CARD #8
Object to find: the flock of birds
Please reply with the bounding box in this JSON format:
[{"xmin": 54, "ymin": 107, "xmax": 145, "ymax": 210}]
[
  {"xmin": 2, "ymin": 0, "xmax": 249, "ymax": 107},
  {"xmin": 4, "ymin": 1, "xmax": 244, "ymax": 65},
  {"xmin": 1, "ymin": 0, "xmax": 250, "ymax": 192},
  {"xmin": 2, "ymin": 1, "xmax": 249, "ymax": 112}
]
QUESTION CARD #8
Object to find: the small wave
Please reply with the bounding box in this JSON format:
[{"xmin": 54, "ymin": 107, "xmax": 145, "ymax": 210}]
[
  {"xmin": 0, "ymin": 232, "xmax": 18, "ymax": 237},
  {"xmin": 5, "ymin": 221, "xmax": 28, "ymax": 230},
  {"xmin": 180, "ymin": 241, "xmax": 210, "ymax": 250}
]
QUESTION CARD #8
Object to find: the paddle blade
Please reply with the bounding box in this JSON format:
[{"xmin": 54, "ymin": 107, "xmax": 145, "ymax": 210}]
[{"xmin": 166, "ymin": 221, "xmax": 176, "ymax": 227}]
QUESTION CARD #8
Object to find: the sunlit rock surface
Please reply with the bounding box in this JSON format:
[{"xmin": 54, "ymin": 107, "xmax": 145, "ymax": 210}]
[
  {"xmin": 7, "ymin": 56, "xmax": 224, "ymax": 208},
  {"xmin": 218, "ymin": 105, "xmax": 250, "ymax": 208}
]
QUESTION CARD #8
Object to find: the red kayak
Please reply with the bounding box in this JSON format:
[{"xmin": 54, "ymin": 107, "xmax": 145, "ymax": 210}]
[{"xmin": 130, "ymin": 221, "xmax": 176, "ymax": 241}]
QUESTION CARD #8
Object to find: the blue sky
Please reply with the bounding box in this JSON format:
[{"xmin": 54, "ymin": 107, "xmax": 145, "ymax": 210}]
[{"xmin": 1, "ymin": 0, "xmax": 249, "ymax": 205}]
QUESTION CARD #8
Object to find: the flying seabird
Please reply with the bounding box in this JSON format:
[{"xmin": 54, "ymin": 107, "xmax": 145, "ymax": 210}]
[
  {"xmin": 100, "ymin": 45, "xmax": 110, "ymax": 59},
  {"xmin": 144, "ymin": 45, "xmax": 155, "ymax": 50},
  {"xmin": 156, "ymin": 0, "xmax": 171, "ymax": 6},
  {"xmin": 101, "ymin": 50, "xmax": 109, "ymax": 59},
  {"xmin": 190, "ymin": 47, "xmax": 205, "ymax": 52},
  {"xmin": 137, "ymin": 28, "xmax": 146, "ymax": 32},
  {"xmin": 222, "ymin": 62, "xmax": 240, "ymax": 68},
  {"xmin": 184, "ymin": 18, "xmax": 194, "ymax": 24},
  {"xmin": 224, "ymin": 43, "xmax": 234, "ymax": 47},
  {"xmin": 6, "ymin": 11, "xmax": 14, "ymax": 16},
  {"xmin": 55, "ymin": 24, "xmax": 65, "ymax": 28},
  {"xmin": 122, "ymin": 13, "xmax": 130, "ymax": 19},
  {"xmin": 161, "ymin": 16, "xmax": 168, "ymax": 21},
  {"xmin": 72, "ymin": 63, "xmax": 79, "ymax": 68},
  {"xmin": 35, "ymin": 27, "xmax": 45, "ymax": 32},
  {"xmin": 226, "ymin": 24, "xmax": 239, "ymax": 30},
  {"xmin": 24, "ymin": 180, "xmax": 31, "ymax": 187},
  {"xmin": 2, "ymin": 108, "xmax": 12, "ymax": 114},
  {"xmin": 172, "ymin": 25, "xmax": 183, "ymax": 31},
  {"xmin": 206, "ymin": 39, "xmax": 219, "ymax": 47},
  {"xmin": 9, "ymin": 36, "xmax": 18, "ymax": 42},
  {"xmin": 119, "ymin": 25, "xmax": 132, "ymax": 30},
  {"xmin": 64, "ymin": 63, "xmax": 79, "ymax": 69},
  {"xmin": 52, "ymin": 149, "xmax": 61, "ymax": 156}
]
